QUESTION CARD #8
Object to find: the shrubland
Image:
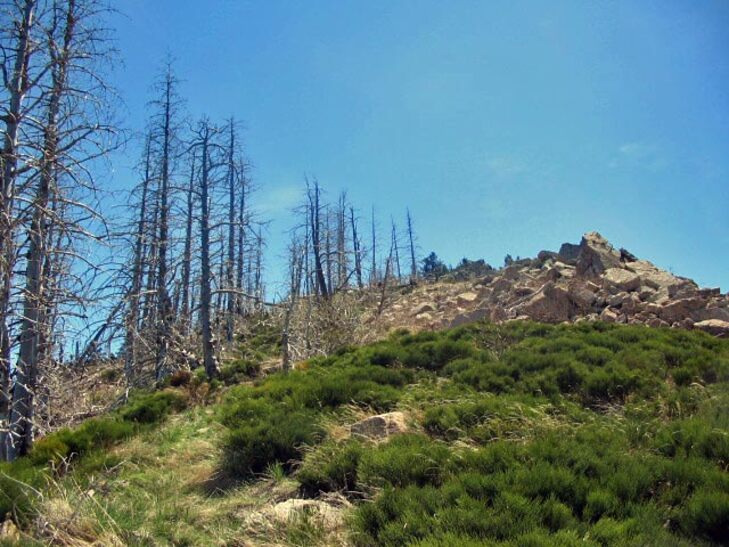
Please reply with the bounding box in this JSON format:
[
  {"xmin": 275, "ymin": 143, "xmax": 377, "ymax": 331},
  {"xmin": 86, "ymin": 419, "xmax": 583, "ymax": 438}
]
[{"xmin": 1, "ymin": 320, "xmax": 728, "ymax": 545}]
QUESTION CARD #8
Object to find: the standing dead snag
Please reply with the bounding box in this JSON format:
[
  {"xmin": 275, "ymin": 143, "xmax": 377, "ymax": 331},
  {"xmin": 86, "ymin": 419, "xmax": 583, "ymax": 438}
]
[
  {"xmin": 350, "ymin": 207, "xmax": 363, "ymax": 288},
  {"xmin": 407, "ymin": 208, "xmax": 418, "ymax": 282},
  {"xmin": 153, "ymin": 63, "xmax": 182, "ymax": 383},
  {"xmin": 180, "ymin": 151, "xmax": 196, "ymax": 330},
  {"xmin": 282, "ymin": 236, "xmax": 304, "ymax": 373},
  {"xmin": 0, "ymin": 0, "xmax": 40, "ymax": 460},
  {"xmin": 193, "ymin": 119, "xmax": 220, "ymax": 379},
  {"xmin": 125, "ymin": 134, "xmax": 154, "ymax": 382},
  {"xmin": 4, "ymin": 0, "xmax": 120, "ymax": 459},
  {"xmin": 307, "ymin": 178, "xmax": 329, "ymax": 298}
]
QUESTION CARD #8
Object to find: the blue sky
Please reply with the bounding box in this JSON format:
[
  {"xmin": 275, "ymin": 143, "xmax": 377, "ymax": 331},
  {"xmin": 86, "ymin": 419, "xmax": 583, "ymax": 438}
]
[{"xmin": 107, "ymin": 1, "xmax": 729, "ymax": 294}]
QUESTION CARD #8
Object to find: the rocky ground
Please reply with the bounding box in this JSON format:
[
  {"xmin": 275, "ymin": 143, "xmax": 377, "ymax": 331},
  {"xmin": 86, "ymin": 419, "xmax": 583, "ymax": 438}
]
[{"xmin": 380, "ymin": 231, "xmax": 729, "ymax": 337}]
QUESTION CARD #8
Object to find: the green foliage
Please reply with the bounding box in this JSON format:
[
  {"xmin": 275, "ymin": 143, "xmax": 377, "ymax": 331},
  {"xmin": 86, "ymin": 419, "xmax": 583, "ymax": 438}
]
[
  {"xmin": 297, "ymin": 439, "xmax": 364, "ymax": 496},
  {"xmin": 119, "ymin": 390, "xmax": 188, "ymax": 423},
  {"xmin": 223, "ymin": 406, "xmax": 322, "ymax": 477},
  {"xmin": 0, "ymin": 387, "xmax": 188, "ymax": 525},
  {"xmin": 219, "ymin": 358, "xmax": 261, "ymax": 384}
]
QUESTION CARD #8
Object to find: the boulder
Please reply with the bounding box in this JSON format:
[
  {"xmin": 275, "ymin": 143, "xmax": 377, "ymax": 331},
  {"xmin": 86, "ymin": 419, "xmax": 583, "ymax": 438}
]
[
  {"xmin": 351, "ymin": 412, "xmax": 408, "ymax": 440},
  {"xmin": 658, "ymin": 297, "xmax": 705, "ymax": 324},
  {"xmin": 449, "ymin": 308, "xmax": 489, "ymax": 328},
  {"xmin": 490, "ymin": 278, "xmax": 513, "ymax": 296},
  {"xmin": 512, "ymin": 283, "xmax": 573, "ymax": 323},
  {"xmin": 694, "ymin": 319, "xmax": 729, "ymax": 337},
  {"xmin": 575, "ymin": 232, "xmax": 622, "ymax": 277},
  {"xmin": 456, "ymin": 292, "xmax": 479, "ymax": 305},
  {"xmin": 625, "ymin": 260, "xmax": 696, "ymax": 295},
  {"xmin": 600, "ymin": 307, "xmax": 620, "ymax": 323},
  {"xmin": 567, "ymin": 281, "xmax": 597, "ymax": 310},
  {"xmin": 245, "ymin": 499, "xmax": 346, "ymax": 529},
  {"xmin": 415, "ymin": 312, "xmax": 433, "ymax": 322},
  {"xmin": 411, "ymin": 302, "xmax": 436, "ymax": 316},
  {"xmin": 0, "ymin": 520, "xmax": 19, "ymax": 543},
  {"xmin": 694, "ymin": 306, "xmax": 729, "ymax": 322},
  {"xmin": 558, "ymin": 242, "xmax": 581, "ymax": 262},
  {"xmin": 603, "ymin": 268, "xmax": 641, "ymax": 292}
]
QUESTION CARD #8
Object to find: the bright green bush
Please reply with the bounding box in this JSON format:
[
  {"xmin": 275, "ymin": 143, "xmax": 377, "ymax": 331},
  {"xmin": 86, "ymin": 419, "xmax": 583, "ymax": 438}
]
[
  {"xmin": 119, "ymin": 390, "xmax": 188, "ymax": 423},
  {"xmin": 358, "ymin": 434, "xmax": 452, "ymax": 489},
  {"xmin": 223, "ymin": 407, "xmax": 322, "ymax": 478},
  {"xmin": 297, "ymin": 439, "xmax": 364, "ymax": 496}
]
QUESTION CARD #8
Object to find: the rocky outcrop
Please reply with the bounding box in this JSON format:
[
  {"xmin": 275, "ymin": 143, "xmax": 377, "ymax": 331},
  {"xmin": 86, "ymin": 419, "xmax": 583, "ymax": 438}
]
[
  {"xmin": 694, "ymin": 319, "xmax": 729, "ymax": 337},
  {"xmin": 350, "ymin": 412, "xmax": 408, "ymax": 440},
  {"xmin": 576, "ymin": 232, "xmax": 622, "ymax": 277},
  {"xmin": 380, "ymin": 231, "xmax": 728, "ymax": 338}
]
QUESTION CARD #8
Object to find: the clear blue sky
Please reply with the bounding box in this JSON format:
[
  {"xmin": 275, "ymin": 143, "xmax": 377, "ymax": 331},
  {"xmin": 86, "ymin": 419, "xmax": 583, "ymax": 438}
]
[{"xmin": 107, "ymin": 1, "xmax": 729, "ymax": 294}]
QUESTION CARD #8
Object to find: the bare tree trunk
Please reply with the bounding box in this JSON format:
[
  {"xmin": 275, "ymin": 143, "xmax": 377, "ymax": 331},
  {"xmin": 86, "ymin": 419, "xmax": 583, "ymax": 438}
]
[
  {"xmin": 336, "ymin": 192, "xmax": 347, "ymax": 289},
  {"xmin": 370, "ymin": 206, "xmax": 377, "ymax": 285},
  {"xmin": 154, "ymin": 66, "xmax": 176, "ymax": 382},
  {"xmin": 407, "ymin": 208, "xmax": 417, "ymax": 281},
  {"xmin": 325, "ymin": 209, "xmax": 333, "ymax": 293},
  {"xmin": 225, "ymin": 120, "xmax": 236, "ymax": 341},
  {"xmin": 197, "ymin": 121, "xmax": 218, "ymax": 379},
  {"xmin": 235, "ymin": 174, "xmax": 246, "ymax": 314},
  {"xmin": 282, "ymin": 238, "xmax": 303, "ymax": 373},
  {"xmin": 0, "ymin": 0, "xmax": 38, "ymax": 460},
  {"xmin": 308, "ymin": 180, "xmax": 328, "ymax": 298},
  {"xmin": 350, "ymin": 207, "xmax": 363, "ymax": 288},
  {"xmin": 180, "ymin": 152, "xmax": 196, "ymax": 328},
  {"xmin": 125, "ymin": 135, "xmax": 153, "ymax": 382},
  {"xmin": 391, "ymin": 219, "xmax": 401, "ymax": 281}
]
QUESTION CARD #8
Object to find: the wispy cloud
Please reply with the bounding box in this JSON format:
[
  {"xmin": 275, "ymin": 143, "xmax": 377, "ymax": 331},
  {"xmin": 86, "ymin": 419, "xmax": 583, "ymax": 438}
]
[
  {"xmin": 611, "ymin": 141, "xmax": 667, "ymax": 172},
  {"xmin": 486, "ymin": 157, "xmax": 528, "ymax": 177},
  {"xmin": 256, "ymin": 184, "xmax": 302, "ymax": 215}
]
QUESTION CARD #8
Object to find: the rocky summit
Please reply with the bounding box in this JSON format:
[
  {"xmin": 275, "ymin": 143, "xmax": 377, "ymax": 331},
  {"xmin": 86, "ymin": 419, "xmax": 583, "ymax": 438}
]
[{"xmin": 380, "ymin": 231, "xmax": 729, "ymax": 337}]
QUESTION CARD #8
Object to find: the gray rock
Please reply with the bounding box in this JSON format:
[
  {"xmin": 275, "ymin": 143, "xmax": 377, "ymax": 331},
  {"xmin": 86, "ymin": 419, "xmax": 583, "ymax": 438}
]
[
  {"xmin": 351, "ymin": 412, "xmax": 409, "ymax": 440},
  {"xmin": 604, "ymin": 268, "xmax": 641, "ymax": 292},
  {"xmin": 694, "ymin": 319, "xmax": 729, "ymax": 337},
  {"xmin": 575, "ymin": 232, "xmax": 622, "ymax": 277}
]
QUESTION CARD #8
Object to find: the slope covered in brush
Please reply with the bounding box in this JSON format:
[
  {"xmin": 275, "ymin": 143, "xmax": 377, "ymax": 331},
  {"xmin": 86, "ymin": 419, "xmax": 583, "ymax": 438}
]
[{"xmin": 1, "ymin": 320, "xmax": 728, "ymax": 546}]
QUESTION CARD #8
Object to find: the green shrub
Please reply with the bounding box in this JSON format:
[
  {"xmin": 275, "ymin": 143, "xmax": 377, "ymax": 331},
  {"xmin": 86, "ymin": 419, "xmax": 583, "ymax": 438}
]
[
  {"xmin": 358, "ymin": 434, "xmax": 452, "ymax": 489},
  {"xmin": 222, "ymin": 407, "xmax": 323, "ymax": 478},
  {"xmin": 297, "ymin": 439, "xmax": 364, "ymax": 495},
  {"xmin": 99, "ymin": 368, "xmax": 120, "ymax": 382},
  {"xmin": 680, "ymin": 488, "xmax": 729, "ymax": 542},
  {"xmin": 120, "ymin": 390, "xmax": 188, "ymax": 423},
  {"xmin": 219, "ymin": 358, "xmax": 261, "ymax": 384},
  {"xmin": 0, "ymin": 459, "xmax": 46, "ymax": 521}
]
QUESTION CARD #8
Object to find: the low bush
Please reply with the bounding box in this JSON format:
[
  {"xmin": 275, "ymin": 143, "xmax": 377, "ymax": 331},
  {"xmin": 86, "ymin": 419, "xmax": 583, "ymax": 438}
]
[
  {"xmin": 219, "ymin": 358, "xmax": 261, "ymax": 384},
  {"xmin": 119, "ymin": 390, "xmax": 188, "ymax": 423},
  {"xmin": 297, "ymin": 439, "xmax": 364, "ymax": 496},
  {"xmin": 169, "ymin": 369, "xmax": 192, "ymax": 387},
  {"xmin": 222, "ymin": 406, "xmax": 322, "ymax": 478}
]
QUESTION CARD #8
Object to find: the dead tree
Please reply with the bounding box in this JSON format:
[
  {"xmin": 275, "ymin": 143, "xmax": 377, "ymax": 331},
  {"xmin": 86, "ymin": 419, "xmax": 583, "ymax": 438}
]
[
  {"xmin": 370, "ymin": 206, "xmax": 377, "ymax": 285},
  {"xmin": 406, "ymin": 208, "xmax": 417, "ymax": 281},
  {"xmin": 192, "ymin": 119, "xmax": 220, "ymax": 379},
  {"xmin": 180, "ymin": 151, "xmax": 196, "ymax": 328},
  {"xmin": 350, "ymin": 207, "xmax": 363, "ymax": 288},
  {"xmin": 125, "ymin": 134, "xmax": 154, "ymax": 382},
  {"xmin": 307, "ymin": 179, "xmax": 328, "ymax": 298},
  {"xmin": 391, "ymin": 218, "xmax": 401, "ymax": 281},
  {"xmin": 152, "ymin": 63, "xmax": 181, "ymax": 382},
  {"xmin": 282, "ymin": 235, "xmax": 304, "ymax": 373},
  {"xmin": 7, "ymin": 0, "xmax": 120, "ymax": 459},
  {"xmin": 336, "ymin": 192, "xmax": 347, "ymax": 289},
  {"xmin": 0, "ymin": 0, "xmax": 41, "ymax": 459}
]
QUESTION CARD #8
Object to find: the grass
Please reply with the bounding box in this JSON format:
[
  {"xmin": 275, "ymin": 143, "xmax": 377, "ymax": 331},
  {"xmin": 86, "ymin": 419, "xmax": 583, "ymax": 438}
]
[{"xmin": 3, "ymin": 320, "xmax": 729, "ymax": 546}]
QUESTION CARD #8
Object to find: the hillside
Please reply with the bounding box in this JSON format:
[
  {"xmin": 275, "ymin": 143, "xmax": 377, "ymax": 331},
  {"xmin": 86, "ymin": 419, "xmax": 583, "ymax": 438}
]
[
  {"xmin": 2, "ymin": 320, "xmax": 728, "ymax": 546},
  {"xmin": 375, "ymin": 232, "xmax": 728, "ymax": 337}
]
